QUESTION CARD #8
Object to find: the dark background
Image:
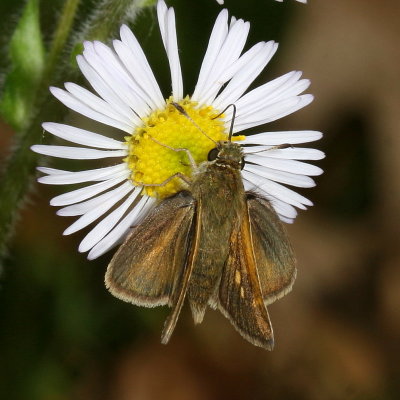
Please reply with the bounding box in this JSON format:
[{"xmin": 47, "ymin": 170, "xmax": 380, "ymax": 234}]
[{"xmin": 1, "ymin": 0, "xmax": 399, "ymax": 399}]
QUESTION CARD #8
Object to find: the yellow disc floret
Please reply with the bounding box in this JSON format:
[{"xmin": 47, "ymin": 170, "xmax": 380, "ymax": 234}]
[{"xmin": 125, "ymin": 97, "xmax": 245, "ymax": 198}]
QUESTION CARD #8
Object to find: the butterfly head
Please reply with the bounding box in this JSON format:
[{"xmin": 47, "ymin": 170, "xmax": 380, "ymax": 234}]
[{"xmin": 207, "ymin": 141, "xmax": 245, "ymax": 170}]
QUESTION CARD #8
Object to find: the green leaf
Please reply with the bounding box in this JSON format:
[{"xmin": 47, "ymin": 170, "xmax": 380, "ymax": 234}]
[{"xmin": 0, "ymin": 0, "xmax": 45, "ymax": 131}]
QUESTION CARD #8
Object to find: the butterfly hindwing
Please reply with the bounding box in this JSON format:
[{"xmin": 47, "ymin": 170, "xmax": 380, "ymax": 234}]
[
  {"xmin": 247, "ymin": 193, "xmax": 297, "ymax": 306},
  {"xmin": 105, "ymin": 191, "xmax": 195, "ymax": 307}
]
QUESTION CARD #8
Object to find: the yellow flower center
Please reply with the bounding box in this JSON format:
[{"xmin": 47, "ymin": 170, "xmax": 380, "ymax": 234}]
[{"xmin": 125, "ymin": 97, "xmax": 245, "ymax": 198}]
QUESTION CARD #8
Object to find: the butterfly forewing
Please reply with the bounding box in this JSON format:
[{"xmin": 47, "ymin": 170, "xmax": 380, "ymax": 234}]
[
  {"xmin": 247, "ymin": 194, "xmax": 297, "ymax": 306},
  {"xmin": 105, "ymin": 191, "xmax": 195, "ymax": 307},
  {"xmin": 218, "ymin": 201, "xmax": 274, "ymax": 350}
]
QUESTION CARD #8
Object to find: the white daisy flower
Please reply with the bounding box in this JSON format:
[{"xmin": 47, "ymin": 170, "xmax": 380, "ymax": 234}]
[{"xmin": 32, "ymin": 0, "xmax": 323, "ymax": 260}]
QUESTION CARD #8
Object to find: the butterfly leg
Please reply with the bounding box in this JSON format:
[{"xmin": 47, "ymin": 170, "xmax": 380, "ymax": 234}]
[
  {"xmin": 148, "ymin": 136, "xmax": 197, "ymax": 170},
  {"xmin": 132, "ymin": 172, "xmax": 191, "ymax": 187}
]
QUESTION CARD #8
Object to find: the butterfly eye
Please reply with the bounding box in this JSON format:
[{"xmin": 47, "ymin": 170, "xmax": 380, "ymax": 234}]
[
  {"xmin": 208, "ymin": 147, "xmax": 219, "ymax": 161},
  {"xmin": 241, "ymin": 156, "xmax": 245, "ymax": 170}
]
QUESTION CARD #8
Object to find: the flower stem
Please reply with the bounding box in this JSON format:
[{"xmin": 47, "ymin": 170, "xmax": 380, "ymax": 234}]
[
  {"xmin": 45, "ymin": 0, "xmax": 81, "ymax": 79},
  {"xmin": 76, "ymin": 0, "xmax": 156, "ymax": 42}
]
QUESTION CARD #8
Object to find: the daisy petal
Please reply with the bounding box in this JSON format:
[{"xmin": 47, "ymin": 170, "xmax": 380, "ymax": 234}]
[
  {"xmin": 41, "ymin": 122, "xmax": 126, "ymax": 149},
  {"xmin": 269, "ymin": 198, "xmax": 298, "ymax": 219},
  {"xmin": 279, "ymin": 215, "xmax": 294, "ymax": 224},
  {"xmin": 242, "ymin": 130, "xmax": 323, "ymax": 145},
  {"xmin": 192, "ymin": 9, "xmax": 229, "ymax": 101},
  {"xmin": 31, "ymin": 145, "xmax": 126, "ymax": 160},
  {"xmin": 230, "ymin": 71, "xmax": 305, "ymax": 119},
  {"xmin": 116, "ymin": 24, "xmax": 165, "ymax": 108},
  {"xmin": 50, "ymin": 87, "xmax": 133, "ymax": 133},
  {"xmin": 245, "ymin": 154, "xmax": 323, "ymax": 176},
  {"xmin": 87, "ymin": 196, "xmax": 155, "ymax": 260},
  {"xmin": 78, "ymin": 187, "xmax": 142, "ymax": 252},
  {"xmin": 37, "ymin": 164, "xmax": 128, "ymax": 185},
  {"xmin": 58, "ymin": 181, "xmax": 133, "ymax": 216},
  {"xmin": 64, "ymin": 82, "xmax": 135, "ymax": 128},
  {"xmin": 157, "ymin": 0, "xmax": 183, "ymax": 100},
  {"xmin": 62, "ymin": 182, "xmax": 134, "ymax": 235},
  {"xmin": 233, "ymin": 94, "xmax": 314, "ymax": 133},
  {"xmin": 83, "ymin": 41, "xmax": 150, "ymax": 117},
  {"xmin": 244, "ymin": 164, "xmax": 315, "ymax": 188},
  {"xmin": 50, "ymin": 175, "xmax": 127, "ymax": 206},
  {"xmin": 193, "ymin": 17, "xmax": 250, "ymax": 105},
  {"xmin": 37, "ymin": 167, "xmax": 69, "ymax": 175},
  {"xmin": 243, "ymin": 146, "xmax": 325, "ymax": 161},
  {"xmin": 242, "ymin": 170, "xmax": 312, "ymax": 208},
  {"xmin": 76, "ymin": 55, "xmax": 142, "ymax": 127},
  {"xmin": 213, "ymin": 41, "xmax": 278, "ymax": 109}
]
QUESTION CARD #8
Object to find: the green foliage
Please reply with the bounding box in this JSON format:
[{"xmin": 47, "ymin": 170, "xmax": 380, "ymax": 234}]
[
  {"xmin": 140, "ymin": 0, "xmax": 157, "ymax": 6},
  {"xmin": 0, "ymin": 0, "xmax": 45, "ymax": 131}
]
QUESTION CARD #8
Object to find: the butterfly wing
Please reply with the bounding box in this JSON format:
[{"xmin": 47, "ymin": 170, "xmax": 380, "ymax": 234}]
[
  {"xmin": 105, "ymin": 191, "xmax": 195, "ymax": 308},
  {"xmin": 247, "ymin": 193, "xmax": 297, "ymax": 306},
  {"xmin": 218, "ymin": 200, "xmax": 274, "ymax": 350}
]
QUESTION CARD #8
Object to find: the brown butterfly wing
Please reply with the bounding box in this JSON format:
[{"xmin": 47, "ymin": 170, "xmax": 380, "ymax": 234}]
[
  {"xmin": 247, "ymin": 193, "xmax": 297, "ymax": 306},
  {"xmin": 218, "ymin": 200, "xmax": 274, "ymax": 350},
  {"xmin": 105, "ymin": 191, "xmax": 195, "ymax": 308}
]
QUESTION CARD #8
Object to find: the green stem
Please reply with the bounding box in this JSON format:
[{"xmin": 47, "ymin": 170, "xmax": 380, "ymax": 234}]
[
  {"xmin": 45, "ymin": 0, "xmax": 81, "ymax": 79},
  {"xmin": 76, "ymin": 0, "xmax": 156, "ymax": 42}
]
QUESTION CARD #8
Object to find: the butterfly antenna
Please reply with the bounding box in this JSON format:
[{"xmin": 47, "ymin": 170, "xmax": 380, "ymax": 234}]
[
  {"xmin": 211, "ymin": 104, "xmax": 237, "ymax": 142},
  {"xmin": 171, "ymin": 102, "xmax": 217, "ymax": 145}
]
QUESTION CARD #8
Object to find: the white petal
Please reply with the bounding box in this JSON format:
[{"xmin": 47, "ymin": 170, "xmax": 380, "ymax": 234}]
[
  {"xmin": 63, "ymin": 182, "xmax": 134, "ymax": 235},
  {"xmin": 79, "ymin": 187, "xmax": 142, "ymax": 252},
  {"xmin": 233, "ymin": 78, "xmax": 311, "ymax": 124},
  {"xmin": 193, "ymin": 18, "xmax": 250, "ymax": 105},
  {"xmin": 50, "ymin": 87, "xmax": 133, "ymax": 133},
  {"xmin": 32, "ymin": 145, "xmax": 126, "ymax": 160},
  {"xmin": 50, "ymin": 174, "xmax": 128, "ymax": 206},
  {"xmin": 244, "ymin": 164, "xmax": 315, "ymax": 188},
  {"xmin": 83, "ymin": 41, "xmax": 150, "ymax": 118},
  {"xmin": 93, "ymin": 40, "xmax": 158, "ymax": 111},
  {"xmin": 269, "ymin": 197, "xmax": 298, "ymax": 219},
  {"xmin": 37, "ymin": 167, "xmax": 69, "ymax": 175},
  {"xmin": 245, "ymin": 154, "xmax": 323, "ymax": 176},
  {"xmin": 231, "ymin": 71, "xmax": 306, "ymax": 119},
  {"xmin": 241, "ymin": 130, "xmax": 323, "ymax": 145},
  {"xmin": 278, "ymin": 215, "xmax": 294, "ymax": 224},
  {"xmin": 243, "ymin": 146, "xmax": 325, "ymax": 161},
  {"xmin": 76, "ymin": 55, "xmax": 142, "ymax": 127},
  {"xmin": 58, "ymin": 181, "xmax": 133, "ymax": 216},
  {"xmin": 157, "ymin": 1, "xmax": 183, "ymax": 100},
  {"xmin": 242, "ymin": 170, "xmax": 312, "ymax": 208},
  {"xmin": 243, "ymin": 173, "xmax": 299, "ymax": 219},
  {"xmin": 212, "ymin": 41, "xmax": 278, "ymax": 110},
  {"xmin": 87, "ymin": 196, "xmax": 155, "ymax": 260},
  {"xmin": 38, "ymin": 163, "xmax": 128, "ymax": 185},
  {"xmin": 116, "ymin": 24, "xmax": 165, "ymax": 108},
  {"xmin": 41, "ymin": 122, "xmax": 126, "ymax": 149},
  {"xmin": 233, "ymin": 95, "xmax": 314, "ymax": 133},
  {"xmin": 64, "ymin": 82, "xmax": 135, "ymax": 128},
  {"xmin": 192, "ymin": 9, "xmax": 229, "ymax": 101}
]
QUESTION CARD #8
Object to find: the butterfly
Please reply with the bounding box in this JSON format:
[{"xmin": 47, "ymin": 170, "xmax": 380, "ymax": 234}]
[{"xmin": 105, "ymin": 105, "xmax": 296, "ymax": 350}]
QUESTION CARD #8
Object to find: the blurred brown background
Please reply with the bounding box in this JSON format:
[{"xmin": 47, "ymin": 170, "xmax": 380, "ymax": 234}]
[{"xmin": 1, "ymin": 0, "xmax": 399, "ymax": 399}]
